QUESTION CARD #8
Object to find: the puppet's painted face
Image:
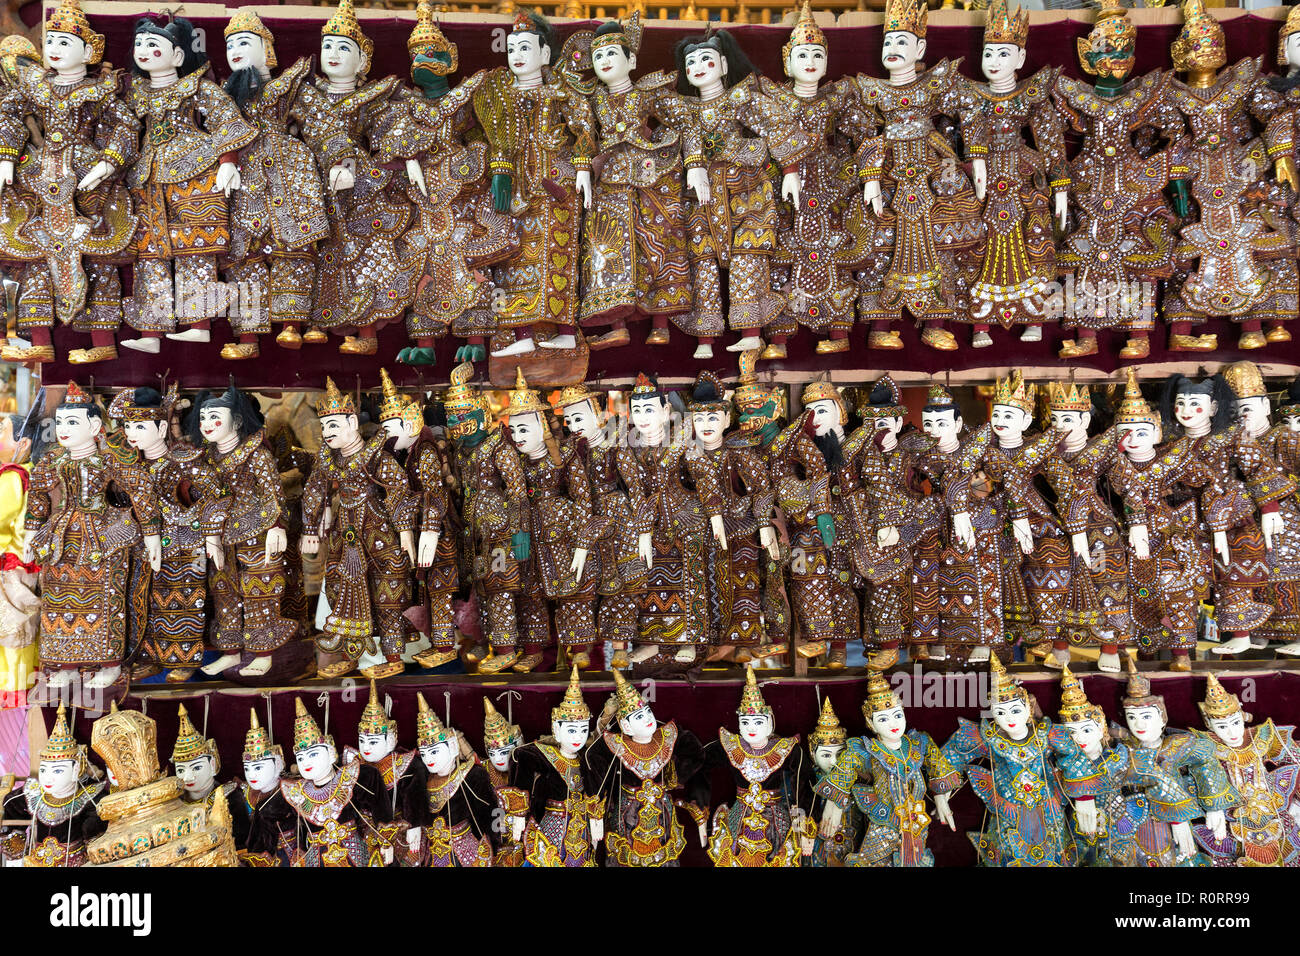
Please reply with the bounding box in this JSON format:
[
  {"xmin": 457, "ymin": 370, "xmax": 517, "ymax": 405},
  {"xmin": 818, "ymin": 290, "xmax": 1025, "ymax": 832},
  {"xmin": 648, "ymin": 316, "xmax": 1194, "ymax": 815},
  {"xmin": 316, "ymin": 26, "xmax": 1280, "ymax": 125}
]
[
  {"xmin": 357, "ymin": 731, "xmax": 396, "ymax": 763},
  {"xmin": 174, "ymin": 755, "xmax": 216, "ymax": 795},
  {"xmin": 37, "ymin": 759, "xmax": 79, "ymax": 800},
  {"xmin": 1173, "ymin": 392, "xmax": 1215, "ymax": 429},
  {"xmin": 1049, "ymin": 409, "xmax": 1090, "ymax": 442},
  {"xmin": 1124, "ymin": 704, "xmax": 1166, "ymax": 744},
  {"xmin": 381, "ymin": 416, "xmax": 418, "ymax": 450},
  {"xmin": 561, "ymin": 400, "xmax": 604, "ymax": 445},
  {"xmin": 921, "ymin": 409, "xmax": 961, "ymax": 444},
  {"xmin": 486, "ymin": 743, "xmax": 516, "ymax": 772},
  {"xmin": 737, "ymin": 713, "xmax": 773, "ymax": 748},
  {"xmin": 133, "ymin": 30, "xmax": 184, "ymax": 75},
  {"xmin": 786, "ymin": 42, "xmax": 827, "ymax": 84},
  {"xmin": 629, "ymin": 396, "xmax": 670, "ymax": 441},
  {"xmin": 869, "ymin": 705, "xmax": 907, "ymax": 745},
  {"xmin": 981, "ymin": 41, "xmax": 1025, "ymax": 83},
  {"xmin": 446, "ymin": 408, "xmax": 486, "ymax": 443},
  {"xmin": 295, "ymin": 744, "xmax": 337, "ymax": 784},
  {"xmin": 692, "ymin": 409, "xmax": 729, "ymax": 449},
  {"xmin": 225, "ymin": 30, "xmax": 267, "ymax": 73},
  {"xmin": 807, "ymin": 399, "xmax": 841, "ymax": 437},
  {"xmin": 45, "ymin": 30, "xmax": 90, "ymax": 72},
  {"xmin": 553, "ymin": 720, "xmax": 590, "ymax": 758},
  {"xmin": 243, "ymin": 756, "xmax": 283, "ymax": 792},
  {"xmin": 320, "ymin": 413, "xmax": 360, "ymax": 451},
  {"xmin": 54, "ymin": 407, "xmax": 99, "ymax": 449},
  {"xmin": 1236, "ymin": 397, "xmax": 1271, "ymax": 435},
  {"xmin": 882, "ymin": 30, "xmax": 924, "ymax": 74},
  {"xmin": 1118, "ymin": 421, "xmax": 1160, "ymax": 459},
  {"xmin": 990, "ymin": 405, "xmax": 1031, "ymax": 443},
  {"xmin": 506, "ymin": 31, "xmax": 549, "ymax": 78},
  {"xmin": 812, "ymin": 743, "xmax": 843, "ymax": 774},
  {"xmin": 619, "ymin": 706, "xmax": 657, "ymax": 739},
  {"xmin": 873, "ymin": 415, "xmax": 904, "ymax": 438},
  {"xmin": 592, "ymin": 42, "xmax": 635, "ymax": 87},
  {"xmin": 684, "ymin": 45, "xmax": 726, "ymax": 90},
  {"xmin": 198, "ymin": 406, "xmax": 237, "ymax": 445},
  {"xmin": 123, "ymin": 419, "xmax": 168, "ymax": 451},
  {"xmin": 412, "ymin": 50, "xmax": 453, "ymax": 92},
  {"xmin": 1285, "ymin": 413, "xmax": 1300, "ymax": 434},
  {"xmin": 737, "ymin": 396, "xmax": 778, "ymax": 434},
  {"xmin": 992, "ymin": 698, "xmax": 1030, "ymax": 739},
  {"xmin": 1288, "ymin": 33, "xmax": 1300, "ymax": 70},
  {"xmin": 419, "ymin": 739, "xmax": 457, "ymax": 775},
  {"xmin": 320, "ymin": 35, "xmax": 365, "ymax": 82},
  {"xmin": 1207, "ymin": 712, "xmax": 1246, "ymax": 748},
  {"xmin": 508, "ymin": 411, "xmax": 547, "ymax": 458},
  {"xmin": 1064, "ymin": 718, "xmax": 1104, "ymax": 758}
]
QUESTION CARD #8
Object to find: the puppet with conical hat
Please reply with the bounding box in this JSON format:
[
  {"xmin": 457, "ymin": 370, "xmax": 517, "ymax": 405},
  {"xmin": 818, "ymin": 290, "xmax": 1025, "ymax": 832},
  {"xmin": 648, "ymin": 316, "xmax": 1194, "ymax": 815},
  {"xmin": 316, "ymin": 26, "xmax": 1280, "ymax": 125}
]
[
  {"xmin": 804, "ymin": 696, "xmax": 859, "ymax": 867},
  {"xmin": 0, "ymin": 0, "xmax": 139, "ymax": 367},
  {"xmin": 217, "ymin": 6, "xmax": 353, "ymax": 359},
  {"xmin": 171, "ymin": 702, "xmax": 238, "ymax": 812},
  {"xmin": 583, "ymin": 668, "xmax": 709, "ymax": 867},
  {"xmin": 475, "ymin": 696, "xmax": 528, "ymax": 867},
  {"xmin": 233, "ymin": 706, "xmax": 297, "ymax": 867},
  {"xmin": 0, "ymin": 701, "xmax": 106, "ymax": 866},
  {"xmin": 27, "ymin": 382, "xmax": 161, "ymax": 691},
  {"xmin": 301, "ymin": 377, "xmax": 419, "ymax": 680}
]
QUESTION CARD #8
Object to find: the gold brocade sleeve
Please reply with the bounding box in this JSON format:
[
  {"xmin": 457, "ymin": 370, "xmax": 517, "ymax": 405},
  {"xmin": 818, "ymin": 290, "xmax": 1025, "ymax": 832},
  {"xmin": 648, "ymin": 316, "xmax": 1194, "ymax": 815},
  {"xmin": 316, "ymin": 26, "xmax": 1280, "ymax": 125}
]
[
  {"xmin": 106, "ymin": 456, "xmax": 161, "ymax": 537},
  {"xmin": 494, "ymin": 437, "xmax": 529, "ymax": 539},
  {"xmin": 374, "ymin": 448, "xmax": 419, "ymax": 535}
]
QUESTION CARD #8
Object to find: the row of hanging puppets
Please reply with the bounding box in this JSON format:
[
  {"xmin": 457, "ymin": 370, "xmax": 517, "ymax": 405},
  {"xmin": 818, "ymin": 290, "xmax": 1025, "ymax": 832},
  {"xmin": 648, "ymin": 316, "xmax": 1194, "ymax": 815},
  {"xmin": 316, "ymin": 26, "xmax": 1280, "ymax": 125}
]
[{"xmin": 7, "ymin": 0, "xmax": 1300, "ymax": 379}]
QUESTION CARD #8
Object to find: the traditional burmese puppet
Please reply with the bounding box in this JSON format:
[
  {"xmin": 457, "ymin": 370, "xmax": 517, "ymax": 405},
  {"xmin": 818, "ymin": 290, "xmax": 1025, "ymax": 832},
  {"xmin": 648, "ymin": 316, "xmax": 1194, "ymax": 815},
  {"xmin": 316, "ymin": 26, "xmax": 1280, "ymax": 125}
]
[
  {"xmin": 344, "ymin": 680, "xmax": 428, "ymax": 866},
  {"xmin": 235, "ymin": 707, "xmax": 297, "ymax": 867},
  {"xmin": 376, "ymin": 369, "xmax": 460, "ymax": 669},
  {"xmin": 481, "ymin": 696, "xmax": 528, "ymax": 867},
  {"xmin": 852, "ymin": 0, "xmax": 984, "ymax": 352},
  {"xmin": 1052, "ymin": 2, "xmax": 1181, "ymax": 360},
  {"xmin": 1192, "ymin": 674, "xmax": 1300, "ymax": 866},
  {"xmin": 25, "ymin": 382, "xmax": 160, "ymax": 690},
  {"xmin": 412, "ymin": 692, "xmax": 498, "ymax": 867},
  {"xmin": 625, "ymin": 372, "xmax": 721, "ymax": 665},
  {"xmin": 443, "ymin": 362, "xmax": 530, "ymax": 673},
  {"xmin": 379, "ymin": 1, "xmax": 510, "ymax": 366},
  {"xmin": 673, "ymin": 28, "xmax": 807, "ymax": 359},
  {"xmin": 804, "ymin": 698, "xmax": 858, "ymax": 866},
  {"xmin": 1161, "ymin": 372, "xmax": 1286, "ymax": 658},
  {"xmin": 119, "ymin": 13, "xmax": 256, "ymax": 355},
  {"xmin": 506, "ymin": 368, "xmax": 601, "ymax": 672},
  {"xmin": 1162, "ymin": 0, "xmax": 1297, "ymax": 353},
  {"xmin": 817, "ymin": 665, "xmax": 959, "ymax": 867},
  {"xmin": 760, "ymin": 4, "xmax": 874, "ymax": 359},
  {"xmin": 310, "ymin": 0, "xmax": 419, "ymax": 356},
  {"xmin": 0, "ymin": 0, "xmax": 137, "ymax": 366},
  {"xmin": 0, "ymin": 702, "xmax": 104, "ymax": 866},
  {"xmin": 0, "ymin": 400, "xmax": 43, "ymax": 703},
  {"xmin": 473, "ymin": 10, "xmax": 594, "ymax": 358},
  {"xmin": 1223, "ymin": 360, "xmax": 1300, "ymax": 657},
  {"xmin": 1272, "ymin": 5, "xmax": 1300, "ymax": 258},
  {"xmin": 584, "ymin": 670, "xmax": 709, "ymax": 867},
  {"xmin": 505, "ymin": 666, "xmax": 604, "ymax": 866},
  {"xmin": 109, "ymin": 384, "xmax": 225, "ymax": 682},
  {"xmin": 703, "ymin": 667, "xmax": 812, "ymax": 867},
  {"xmin": 938, "ymin": 655, "xmax": 1079, "ymax": 866},
  {"xmin": 576, "ymin": 13, "xmax": 692, "ymax": 351},
  {"xmin": 281, "ymin": 698, "xmax": 392, "ymax": 867},
  {"xmin": 301, "ymin": 377, "xmax": 418, "ymax": 680},
  {"xmin": 958, "ymin": 0, "xmax": 1069, "ymax": 348},
  {"xmin": 171, "ymin": 702, "xmax": 238, "ymax": 814},
  {"xmin": 217, "ymin": 10, "xmax": 353, "ymax": 360},
  {"xmin": 190, "ymin": 383, "xmax": 298, "ymax": 680},
  {"xmin": 552, "ymin": 382, "xmax": 646, "ymax": 666}
]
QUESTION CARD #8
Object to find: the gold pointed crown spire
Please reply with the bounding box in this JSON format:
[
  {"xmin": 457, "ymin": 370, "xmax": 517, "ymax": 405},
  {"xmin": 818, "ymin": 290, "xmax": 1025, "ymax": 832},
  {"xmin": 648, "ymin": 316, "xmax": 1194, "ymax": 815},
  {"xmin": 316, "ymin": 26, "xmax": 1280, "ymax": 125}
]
[
  {"xmin": 171, "ymin": 703, "xmax": 218, "ymax": 771},
  {"xmin": 551, "ymin": 382, "xmax": 601, "ymax": 413},
  {"xmin": 444, "ymin": 361, "xmax": 485, "ymax": 418},
  {"xmin": 1079, "ymin": 3, "xmax": 1136, "ymax": 80},
  {"xmin": 611, "ymin": 669, "xmax": 649, "ymax": 722},
  {"xmin": 784, "ymin": 3, "xmax": 827, "ymax": 66},
  {"xmin": 1198, "ymin": 673, "xmax": 1244, "ymax": 722},
  {"xmin": 46, "ymin": 0, "xmax": 105, "ymax": 65},
  {"xmin": 41, "ymin": 701, "xmax": 84, "ymax": 770},
  {"xmin": 506, "ymin": 366, "xmax": 551, "ymax": 417},
  {"xmin": 482, "ymin": 696, "xmax": 522, "ymax": 750},
  {"xmin": 592, "ymin": 9, "xmax": 643, "ymax": 55},
  {"xmin": 863, "ymin": 666, "xmax": 903, "ymax": 718},
  {"xmin": 884, "ymin": 0, "xmax": 927, "ymax": 38},
  {"xmin": 734, "ymin": 348, "xmax": 767, "ymax": 409},
  {"xmin": 416, "ymin": 693, "xmax": 453, "ymax": 747},
  {"xmin": 377, "ymin": 369, "xmax": 425, "ymax": 433},
  {"xmin": 737, "ymin": 665, "xmax": 773, "ymax": 717},
  {"xmin": 1171, "ymin": 0, "xmax": 1225, "ymax": 74},
  {"xmin": 1223, "ymin": 361, "xmax": 1267, "ymax": 401},
  {"xmin": 315, "ymin": 376, "xmax": 356, "ymax": 418},
  {"xmin": 984, "ymin": 0, "xmax": 1029, "ymax": 48},
  {"xmin": 552, "ymin": 665, "xmax": 592, "ymax": 723},
  {"xmin": 1122, "ymin": 651, "xmax": 1164, "ymax": 714},
  {"xmin": 1115, "ymin": 369, "xmax": 1159, "ymax": 428},
  {"xmin": 358, "ymin": 679, "xmax": 396, "ymax": 737},
  {"xmin": 322, "ymin": 0, "xmax": 374, "ymax": 61},
  {"xmin": 408, "ymin": 0, "xmax": 458, "ymax": 71},
  {"xmin": 292, "ymin": 698, "xmax": 333, "ymax": 754},
  {"xmin": 1046, "ymin": 381, "xmax": 1091, "ymax": 413},
  {"xmin": 242, "ymin": 707, "xmax": 282, "ymax": 764},
  {"xmin": 989, "ymin": 653, "xmax": 1030, "ymax": 705},
  {"xmin": 808, "ymin": 696, "xmax": 847, "ymax": 749},
  {"xmin": 1279, "ymin": 4, "xmax": 1300, "ymax": 65},
  {"xmin": 224, "ymin": 9, "xmax": 277, "ymax": 69},
  {"xmin": 993, "ymin": 369, "xmax": 1036, "ymax": 415},
  {"xmin": 1057, "ymin": 663, "xmax": 1105, "ymax": 725}
]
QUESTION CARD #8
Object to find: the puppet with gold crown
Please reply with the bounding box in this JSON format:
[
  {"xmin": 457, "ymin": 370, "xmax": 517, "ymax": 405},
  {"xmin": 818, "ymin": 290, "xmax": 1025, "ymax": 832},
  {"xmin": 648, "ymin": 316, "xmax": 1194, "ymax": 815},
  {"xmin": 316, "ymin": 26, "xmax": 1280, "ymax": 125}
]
[
  {"xmin": 956, "ymin": 0, "xmax": 1068, "ymax": 348},
  {"xmin": 308, "ymin": 0, "xmax": 419, "ymax": 356},
  {"xmin": 1160, "ymin": 0, "xmax": 1298, "ymax": 353},
  {"xmin": 411, "ymin": 692, "xmax": 497, "ymax": 866},
  {"xmin": 443, "ymin": 362, "xmax": 531, "ymax": 673},
  {"xmin": 471, "ymin": 10, "xmax": 595, "ymax": 360},
  {"xmin": 851, "ymin": 0, "xmax": 983, "ymax": 353},
  {"xmin": 1051, "ymin": 3, "xmax": 1180, "ymax": 360},
  {"xmin": 0, "ymin": 0, "xmax": 138, "ymax": 367},
  {"xmin": 480, "ymin": 696, "xmax": 528, "ymax": 866},
  {"xmin": 25, "ymin": 382, "xmax": 160, "ymax": 691},
  {"xmin": 505, "ymin": 368, "xmax": 602, "ymax": 672},
  {"xmin": 584, "ymin": 669, "xmax": 708, "ymax": 866},
  {"xmin": 938, "ymin": 655, "xmax": 1081, "ymax": 865},
  {"xmin": 804, "ymin": 698, "xmax": 857, "ymax": 866},
  {"xmin": 760, "ymin": 3, "xmax": 874, "ymax": 359},
  {"xmin": 375, "ymin": 369, "xmax": 461, "ymax": 668},
  {"xmin": 0, "ymin": 702, "xmax": 105, "ymax": 865},
  {"xmin": 1190, "ymin": 673, "xmax": 1300, "ymax": 866},
  {"xmin": 235, "ymin": 707, "xmax": 297, "ymax": 866},
  {"xmin": 817, "ymin": 665, "xmax": 958, "ymax": 866},
  {"xmin": 171, "ymin": 703, "xmax": 238, "ymax": 816},
  {"xmin": 216, "ymin": 9, "xmax": 353, "ymax": 361},
  {"xmin": 301, "ymin": 377, "xmax": 418, "ymax": 679}
]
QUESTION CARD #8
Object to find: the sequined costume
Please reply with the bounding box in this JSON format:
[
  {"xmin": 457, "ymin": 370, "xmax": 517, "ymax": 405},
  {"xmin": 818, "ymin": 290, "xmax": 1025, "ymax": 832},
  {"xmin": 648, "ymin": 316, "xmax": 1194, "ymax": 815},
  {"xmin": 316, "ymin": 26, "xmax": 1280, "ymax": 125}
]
[
  {"xmin": 1255, "ymin": 423, "xmax": 1300, "ymax": 643},
  {"xmin": 235, "ymin": 782, "xmax": 296, "ymax": 867},
  {"xmin": 281, "ymin": 759, "xmax": 390, "ymax": 867},
  {"xmin": 0, "ymin": 777, "xmax": 105, "ymax": 867},
  {"xmin": 399, "ymin": 427, "xmax": 460, "ymax": 657},
  {"xmin": 705, "ymin": 731, "xmax": 810, "ymax": 867},
  {"xmin": 511, "ymin": 741, "xmax": 602, "ymax": 867}
]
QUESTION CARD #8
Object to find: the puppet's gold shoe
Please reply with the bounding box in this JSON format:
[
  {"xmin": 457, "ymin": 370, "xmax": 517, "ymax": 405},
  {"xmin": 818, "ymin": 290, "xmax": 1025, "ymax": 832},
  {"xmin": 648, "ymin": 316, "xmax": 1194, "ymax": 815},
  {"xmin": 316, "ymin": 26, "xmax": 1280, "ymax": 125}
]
[
  {"xmin": 413, "ymin": 647, "xmax": 458, "ymax": 669},
  {"xmin": 760, "ymin": 342, "xmax": 787, "ymax": 360},
  {"xmin": 1119, "ymin": 337, "xmax": 1150, "ymax": 359},
  {"xmin": 303, "ymin": 327, "xmax": 329, "ymax": 344},
  {"xmin": 1168, "ymin": 333, "xmax": 1218, "ymax": 352},
  {"xmin": 646, "ymin": 327, "xmax": 670, "ymax": 346},
  {"xmin": 1238, "ymin": 331, "xmax": 1267, "ymax": 350},
  {"xmin": 68, "ymin": 345, "xmax": 117, "ymax": 364},
  {"xmin": 275, "ymin": 327, "xmax": 303, "ymax": 349},
  {"xmin": 920, "ymin": 327, "xmax": 958, "ymax": 351},
  {"xmin": 339, "ymin": 335, "xmax": 378, "ymax": 355},
  {"xmin": 1058, "ymin": 337, "xmax": 1098, "ymax": 358},
  {"xmin": 815, "ymin": 337, "xmax": 849, "ymax": 354},
  {"xmin": 867, "ymin": 330, "xmax": 903, "ymax": 350},
  {"xmin": 219, "ymin": 341, "xmax": 259, "ymax": 360},
  {"xmin": 1267, "ymin": 325, "xmax": 1292, "ymax": 343},
  {"xmin": 477, "ymin": 650, "xmax": 520, "ymax": 674}
]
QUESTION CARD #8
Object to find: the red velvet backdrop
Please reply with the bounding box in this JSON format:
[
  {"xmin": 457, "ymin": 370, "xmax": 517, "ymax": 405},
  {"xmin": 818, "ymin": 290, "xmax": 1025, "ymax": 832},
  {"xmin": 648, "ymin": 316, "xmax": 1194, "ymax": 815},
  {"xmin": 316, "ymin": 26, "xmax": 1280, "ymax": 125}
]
[
  {"xmin": 27, "ymin": 9, "xmax": 1300, "ymax": 388},
  {"xmin": 49, "ymin": 668, "xmax": 1300, "ymax": 866}
]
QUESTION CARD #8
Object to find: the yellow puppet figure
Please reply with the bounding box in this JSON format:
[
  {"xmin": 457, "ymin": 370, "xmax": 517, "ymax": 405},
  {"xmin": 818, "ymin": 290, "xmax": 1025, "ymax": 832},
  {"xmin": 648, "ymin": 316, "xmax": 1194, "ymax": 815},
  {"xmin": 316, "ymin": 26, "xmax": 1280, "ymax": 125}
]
[{"xmin": 0, "ymin": 407, "xmax": 42, "ymax": 704}]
